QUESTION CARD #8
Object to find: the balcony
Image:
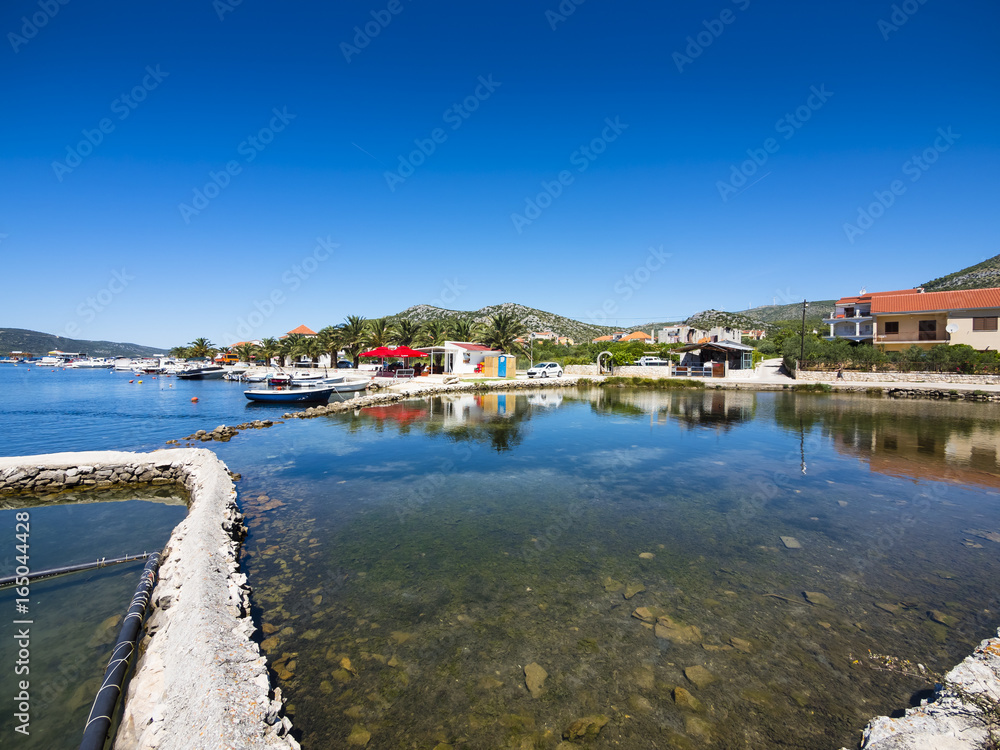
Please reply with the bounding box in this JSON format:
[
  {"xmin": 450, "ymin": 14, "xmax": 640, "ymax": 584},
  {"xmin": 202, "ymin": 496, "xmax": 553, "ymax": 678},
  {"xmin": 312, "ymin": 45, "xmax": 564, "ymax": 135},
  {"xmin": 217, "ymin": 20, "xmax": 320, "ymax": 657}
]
[
  {"xmin": 822, "ymin": 312, "xmax": 873, "ymax": 325},
  {"xmin": 875, "ymin": 333, "xmax": 949, "ymax": 344}
]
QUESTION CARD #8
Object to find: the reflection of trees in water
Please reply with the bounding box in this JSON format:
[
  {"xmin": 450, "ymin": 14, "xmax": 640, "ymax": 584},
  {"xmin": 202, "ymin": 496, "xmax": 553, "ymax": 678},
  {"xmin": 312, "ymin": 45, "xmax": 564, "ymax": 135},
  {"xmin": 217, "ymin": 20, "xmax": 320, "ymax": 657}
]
[
  {"xmin": 590, "ymin": 388, "xmax": 756, "ymax": 430},
  {"xmin": 444, "ymin": 416, "xmax": 527, "ymax": 452},
  {"xmin": 774, "ymin": 393, "xmax": 1000, "ymax": 486}
]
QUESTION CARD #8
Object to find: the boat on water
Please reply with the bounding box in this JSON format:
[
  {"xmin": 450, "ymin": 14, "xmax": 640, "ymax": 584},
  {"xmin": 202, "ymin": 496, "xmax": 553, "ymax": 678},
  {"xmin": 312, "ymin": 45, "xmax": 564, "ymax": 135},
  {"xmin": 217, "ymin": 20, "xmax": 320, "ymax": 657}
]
[
  {"xmin": 244, "ymin": 384, "xmax": 339, "ymax": 403},
  {"xmin": 67, "ymin": 357, "xmax": 114, "ymax": 369},
  {"xmin": 326, "ymin": 379, "xmax": 370, "ymax": 393},
  {"xmin": 291, "ymin": 375, "xmax": 345, "ymax": 387},
  {"xmin": 176, "ymin": 365, "xmax": 226, "ymax": 380}
]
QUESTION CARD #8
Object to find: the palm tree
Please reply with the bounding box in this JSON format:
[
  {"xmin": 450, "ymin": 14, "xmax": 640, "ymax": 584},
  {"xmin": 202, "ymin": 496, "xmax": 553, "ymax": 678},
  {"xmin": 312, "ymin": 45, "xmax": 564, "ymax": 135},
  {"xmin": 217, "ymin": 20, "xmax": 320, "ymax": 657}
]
[
  {"xmin": 338, "ymin": 315, "xmax": 368, "ymax": 368},
  {"xmin": 258, "ymin": 337, "xmax": 280, "ymax": 367},
  {"xmin": 418, "ymin": 320, "xmax": 448, "ymax": 347},
  {"xmin": 234, "ymin": 342, "xmax": 259, "ymax": 364},
  {"xmin": 317, "ymin": 326, "xmax": 342, "ymax": 368},
  {"xmin": 366, "ymin": 317, "xmax": 394, "ymax": 349},
  {"xmin": 481, "ymin": 312, "xmax": 527, "ymax": 355},
  {"xmin": 186, "ymin": 337, "xmax": 215, "ymax": 360},
  {"xmin": 279, "ymin": 335, "xmax": 302, "ymax": 367},
  {"xmin": 169, "ymin": 345, "xmax": 189, "ymax": 359},
  {"xmin": 395, "ymin": 320, "xmax": 422, "ymax": 347},
  {"xmin": 293, "ymin": 336, "xmax": 323, "ymax": 367},
  {"xmin": 450, "ymin": 319, "xmax": 478, "ymax": 343}
]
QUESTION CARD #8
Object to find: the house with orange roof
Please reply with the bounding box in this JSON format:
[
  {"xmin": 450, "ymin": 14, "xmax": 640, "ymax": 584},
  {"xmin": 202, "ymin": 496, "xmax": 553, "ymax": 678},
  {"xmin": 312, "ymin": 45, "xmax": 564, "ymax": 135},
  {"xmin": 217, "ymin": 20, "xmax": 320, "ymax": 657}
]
[
  {"xmin": 591, "ymin": 334, "xmax": 615, "ymax": 343},
  {"xmin": 824, "ymin": 287, "xmax": 1000, "ymax": 351},
  {"xmin": 284, "ymin": 324, "xmax": 317, "ymax": 338},
  {"xmin": 618, "ymin": 330, "xmax": 655, "ymax": 344}
]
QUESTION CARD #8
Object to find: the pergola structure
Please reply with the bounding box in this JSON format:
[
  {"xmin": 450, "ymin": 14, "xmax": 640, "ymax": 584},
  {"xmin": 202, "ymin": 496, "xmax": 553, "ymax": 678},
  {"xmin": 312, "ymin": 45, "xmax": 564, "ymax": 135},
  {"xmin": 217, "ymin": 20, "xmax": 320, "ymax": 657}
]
[{"xmin": 672, "ymin": 340, "xmax": 755, "ymax": 371}]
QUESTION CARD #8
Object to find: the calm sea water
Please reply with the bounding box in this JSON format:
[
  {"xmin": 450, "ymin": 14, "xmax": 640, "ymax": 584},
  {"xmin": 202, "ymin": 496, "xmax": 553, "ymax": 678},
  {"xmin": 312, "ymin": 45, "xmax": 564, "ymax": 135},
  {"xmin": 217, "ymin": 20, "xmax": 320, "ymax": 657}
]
[{"xmin": 2, "ymin": 367, "xmax": 1000, "ymax": 749}]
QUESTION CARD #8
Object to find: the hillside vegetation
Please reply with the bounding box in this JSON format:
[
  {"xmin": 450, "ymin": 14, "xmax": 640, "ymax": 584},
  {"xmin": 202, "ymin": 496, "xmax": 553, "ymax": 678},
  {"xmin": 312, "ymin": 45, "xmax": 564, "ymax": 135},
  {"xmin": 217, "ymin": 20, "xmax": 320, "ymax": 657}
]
[
  {"xmin": 922, "ymin": 253, "xmax": 1000, "ymax": 291},
  {"xmin": 389, "ymin": 303, "xmax": 619, "ymax": 342},
  {"xmin": 0, "ymin": 328, "xmax": 163, "ymax": 358}
]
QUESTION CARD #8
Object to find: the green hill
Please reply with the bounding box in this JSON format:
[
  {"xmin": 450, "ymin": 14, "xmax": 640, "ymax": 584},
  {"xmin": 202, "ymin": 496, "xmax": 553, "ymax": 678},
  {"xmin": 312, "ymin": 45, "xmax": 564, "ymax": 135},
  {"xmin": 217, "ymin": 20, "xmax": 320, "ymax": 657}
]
[
  {"xmin": 677, "ymin": 300, "xmax": 834, "ymax": 333},
  {"xmin": 389, "ymin": 303, "xmax": 620, "ymax": 342},
  {"xmin": 922, "ymin": 253, "xmax": 1000, "ymax": 291},
  {"xmin": 0, "ymin": 328, "xmax": 164, "ymax": 358}
]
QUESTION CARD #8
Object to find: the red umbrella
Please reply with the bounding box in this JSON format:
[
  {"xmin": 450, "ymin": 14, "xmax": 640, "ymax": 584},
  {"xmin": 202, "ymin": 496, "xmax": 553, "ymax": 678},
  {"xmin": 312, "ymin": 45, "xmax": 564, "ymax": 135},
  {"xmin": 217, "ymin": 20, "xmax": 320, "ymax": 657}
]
[
  {"xmin": 360, "ymin": 347, "xmax": 394, "ymax": 358},
  {"xmin": 388, "ymin": 346, "xmax": 428, "ymax": 358}
]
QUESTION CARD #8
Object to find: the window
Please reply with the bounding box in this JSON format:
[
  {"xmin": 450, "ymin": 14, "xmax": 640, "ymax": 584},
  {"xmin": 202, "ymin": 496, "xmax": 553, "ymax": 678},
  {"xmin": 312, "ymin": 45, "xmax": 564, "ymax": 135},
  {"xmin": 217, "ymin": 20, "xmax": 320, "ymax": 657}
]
[
  {"xmin": 918, "ymin": 320, "xmax": 937, "ymax": 341},
  {"xmin": 973, "ymin": 317, "xmax": 998, "ymax": 331},
  {"xmin": 884, "ymin": 321, "xmax": 899, "ymax": 335}
]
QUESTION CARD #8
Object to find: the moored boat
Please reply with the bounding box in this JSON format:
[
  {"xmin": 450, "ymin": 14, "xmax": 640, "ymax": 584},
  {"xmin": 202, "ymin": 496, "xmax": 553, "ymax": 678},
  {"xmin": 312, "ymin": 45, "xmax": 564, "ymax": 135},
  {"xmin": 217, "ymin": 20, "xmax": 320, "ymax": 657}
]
[
  {"xmin": 244, "ymin": 384, "xmax": 339, "ymax": 403},
  {"xmin": 176, "ymin": 365, "xmax": 226, "ymax": 380}
]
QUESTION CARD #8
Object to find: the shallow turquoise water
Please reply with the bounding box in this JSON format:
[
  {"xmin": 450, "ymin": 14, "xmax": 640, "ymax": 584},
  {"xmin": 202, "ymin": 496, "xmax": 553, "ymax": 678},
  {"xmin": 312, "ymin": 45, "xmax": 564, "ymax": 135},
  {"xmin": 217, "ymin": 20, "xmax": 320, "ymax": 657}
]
[
  {"xmin": 223, "ymin": 388, "xmax": 1000, "ymax": 749},
  {"xmin": 2, "ymin": 367, "xmax": 1000, "ymax": 749},
  {"xmin": 0, "ymin": 487, "xmax": 187, "ymax": 749}
]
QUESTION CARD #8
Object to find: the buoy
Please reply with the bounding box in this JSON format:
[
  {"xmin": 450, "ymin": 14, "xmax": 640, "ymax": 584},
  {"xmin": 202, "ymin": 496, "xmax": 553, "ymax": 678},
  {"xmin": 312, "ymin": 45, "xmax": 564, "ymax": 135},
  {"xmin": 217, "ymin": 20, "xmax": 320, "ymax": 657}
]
[
  {"xmin": 129, "ymin": 379, "xmax": 134, "ymax": 383},
  {"xmin": 191, "ymin": 397, "xmax": 199, "ymax": 403},
  {"xmin": 138, "ymin": 380, "xmax": 143, "ymax": 384}
]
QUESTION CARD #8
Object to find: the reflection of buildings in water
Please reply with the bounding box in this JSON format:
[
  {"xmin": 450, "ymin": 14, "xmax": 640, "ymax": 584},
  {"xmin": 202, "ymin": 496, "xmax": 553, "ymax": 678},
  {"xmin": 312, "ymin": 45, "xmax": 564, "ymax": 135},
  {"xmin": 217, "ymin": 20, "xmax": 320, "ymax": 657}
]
[
  {"xmin": 591, "ymin": 388, "xmax": 755, "ymax": 430},
  {"xmin": 807, "ymin": 399, "xmax": 1000, "ymax": 489},
  {"xmin": 428, "ymin": 393, "xmax": 517, "ymax": 427}
]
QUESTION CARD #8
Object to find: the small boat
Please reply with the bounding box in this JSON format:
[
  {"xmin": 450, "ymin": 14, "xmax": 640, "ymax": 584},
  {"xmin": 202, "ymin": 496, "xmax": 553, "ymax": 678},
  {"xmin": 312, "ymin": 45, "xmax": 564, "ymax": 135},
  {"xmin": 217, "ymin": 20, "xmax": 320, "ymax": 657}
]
[
  {"xmin": 328, "ymin": 379, "xmax": 370, "ymax": 393},
  {"xmin": 244, "ymin": 385, "xmax": 339, "ymax": 403},
  {"xmin": 291, "ymin": 375, "xmax": 345, "ymax": 387},
  {"xmin": 176, "ymin": 366, "xmax": 226, "ymax": 380}
]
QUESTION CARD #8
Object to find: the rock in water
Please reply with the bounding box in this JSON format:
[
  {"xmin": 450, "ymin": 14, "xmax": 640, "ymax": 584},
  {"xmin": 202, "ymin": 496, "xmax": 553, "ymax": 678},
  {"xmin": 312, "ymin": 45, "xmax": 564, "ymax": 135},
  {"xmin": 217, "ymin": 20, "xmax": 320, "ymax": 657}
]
[
  {"xmin": 673, "ymin": 687, "xmax": 703, "ymax": 711},
  {"xmin": 804, "ymin": 591, "xmax": 834, "ymax": 608},
  {"xmin": 346, "ymin": 725, "xmax": 371, "ymax": 746},
  {"xmin": 524, "ymin": 662, "xmax": 548, "ymax": 698},
  {"xmin": 624, "ymin": 581, "xmax": 645, "ymax": 600},
  {"xmin": 639, "ymin": 552, "xmax": 655, "ymax": 559},
  {"xmin": 683, "ymin": 665, "xmax": 716, "ymax": 689},
  {"xmin": 563, "ymin": 715, "xmax": 609, "ymax": 741},
  {"xmin": 780, "ymin": 536, "xmax": 802, "ymax": 549}
]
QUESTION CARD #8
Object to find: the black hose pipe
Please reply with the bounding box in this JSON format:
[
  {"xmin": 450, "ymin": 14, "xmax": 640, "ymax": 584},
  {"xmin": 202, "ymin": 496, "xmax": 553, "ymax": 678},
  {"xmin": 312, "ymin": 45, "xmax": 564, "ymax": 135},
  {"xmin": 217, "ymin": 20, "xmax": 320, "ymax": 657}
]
[
  {"xmin": 79, "ymin": 552, "xmax": 161, "ymax": 750},
  {"xmin": 0, "ymin": 552, "xmax": 155, "ymax": 588}
]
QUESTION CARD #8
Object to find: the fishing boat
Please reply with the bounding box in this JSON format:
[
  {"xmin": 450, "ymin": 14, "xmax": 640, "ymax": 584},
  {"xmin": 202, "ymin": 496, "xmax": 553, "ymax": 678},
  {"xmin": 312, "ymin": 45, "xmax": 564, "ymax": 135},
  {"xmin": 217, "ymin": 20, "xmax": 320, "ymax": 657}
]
[
  {"xmin": 176, "ymin": 365, "xmax": 226, "ymax": 380},
  {"xmin": 244, "ymin": 384, "xmax": 339, "ymax": 403}
]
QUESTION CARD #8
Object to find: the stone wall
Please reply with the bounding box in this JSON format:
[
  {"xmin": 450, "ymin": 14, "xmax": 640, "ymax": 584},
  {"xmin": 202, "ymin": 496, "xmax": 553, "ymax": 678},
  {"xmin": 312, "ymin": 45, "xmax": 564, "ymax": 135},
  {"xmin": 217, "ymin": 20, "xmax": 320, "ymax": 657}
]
[
  {"xmin": 795, "ymin": 369, "xmax": 1000, "ymax": 384},
  {"xmin": 564, "ymin": 364, "xmax": 599, "ymax": 376},
  {"xmin": 0, "ymin": 449, "xmax": 298, "ymax": 750}
]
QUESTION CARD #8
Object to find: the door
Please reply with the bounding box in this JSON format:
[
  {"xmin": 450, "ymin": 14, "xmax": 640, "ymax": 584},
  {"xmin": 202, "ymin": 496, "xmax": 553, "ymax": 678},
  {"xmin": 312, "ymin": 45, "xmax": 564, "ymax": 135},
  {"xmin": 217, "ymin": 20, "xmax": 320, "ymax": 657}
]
[
  {"xmin": 498, "ymin": 356, "xmax": 507, "ymax": 378},
  {"xmin": 918, "ymin": 320, "xmax": 937, "ymax": 341},
  {"xmin": 446, "ymin": 353, "xmax": 454, "ymax": 372}
]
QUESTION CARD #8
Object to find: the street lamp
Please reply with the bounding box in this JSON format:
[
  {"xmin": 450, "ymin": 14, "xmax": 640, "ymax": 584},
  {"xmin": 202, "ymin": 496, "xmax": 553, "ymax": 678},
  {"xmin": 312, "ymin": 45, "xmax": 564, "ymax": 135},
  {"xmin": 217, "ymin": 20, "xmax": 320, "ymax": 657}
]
[{"xmin": 799, "ymin": 300, "xmax": 809, "ymax": 367}]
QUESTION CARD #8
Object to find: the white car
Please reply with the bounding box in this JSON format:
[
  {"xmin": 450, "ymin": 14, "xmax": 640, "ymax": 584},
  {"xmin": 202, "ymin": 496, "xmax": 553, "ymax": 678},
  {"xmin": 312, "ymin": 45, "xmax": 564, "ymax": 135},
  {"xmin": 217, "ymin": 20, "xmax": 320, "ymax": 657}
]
[{"xmin": 527, "ymin": 362, "xmax": 563, "ymax": 378}]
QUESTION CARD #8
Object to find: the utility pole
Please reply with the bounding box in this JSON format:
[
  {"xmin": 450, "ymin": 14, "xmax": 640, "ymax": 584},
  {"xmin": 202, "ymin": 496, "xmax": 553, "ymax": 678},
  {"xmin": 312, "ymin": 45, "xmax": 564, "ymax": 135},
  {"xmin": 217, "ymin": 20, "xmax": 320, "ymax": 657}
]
[{"xmin": 799, "ymin": 299, "xmax": 809, "ymax": 367}]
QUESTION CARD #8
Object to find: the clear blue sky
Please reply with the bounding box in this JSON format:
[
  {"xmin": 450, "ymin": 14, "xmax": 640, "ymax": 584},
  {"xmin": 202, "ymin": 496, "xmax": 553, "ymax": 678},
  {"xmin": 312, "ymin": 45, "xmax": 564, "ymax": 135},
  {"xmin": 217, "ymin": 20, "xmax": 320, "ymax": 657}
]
[{"xmin": 2, "ymin": 0, "xmax": 998, "ymax": 348}]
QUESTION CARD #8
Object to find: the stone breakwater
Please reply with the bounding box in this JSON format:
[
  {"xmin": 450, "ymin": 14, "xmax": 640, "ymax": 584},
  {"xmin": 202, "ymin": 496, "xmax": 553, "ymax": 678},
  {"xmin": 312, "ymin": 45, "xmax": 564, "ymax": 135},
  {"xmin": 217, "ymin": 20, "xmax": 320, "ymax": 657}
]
[
  {"xmin": 0, "ymin": 449, "xmax": 298, "ymax": 750},
  {"xmin": 796, "ymin": 369, "xmax": 1000, "ymax": 385},
  {"xmin": 841, "ymin": 628, "xmax": 1000, "ymax": 750},
  {"xmin": 278, "ymin": 376, "xmax": 595, "ymax": 420}
]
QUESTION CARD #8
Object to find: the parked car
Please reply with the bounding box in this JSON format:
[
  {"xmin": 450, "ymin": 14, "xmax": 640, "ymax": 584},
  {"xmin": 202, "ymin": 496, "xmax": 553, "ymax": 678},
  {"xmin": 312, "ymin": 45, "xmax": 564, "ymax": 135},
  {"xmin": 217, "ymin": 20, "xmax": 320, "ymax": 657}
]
[
  {"xmin": 636, "ymin": 356, "xmax": 669, "ymax": 366},
  {"xmin": 527, "ymin": 362, "xmax": 563, "ymax": 378},
  {"xmin": 336, "ymin": 360, "xmax": 355, "ymax": 369}
]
